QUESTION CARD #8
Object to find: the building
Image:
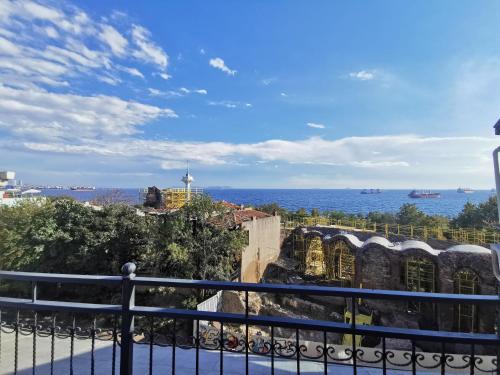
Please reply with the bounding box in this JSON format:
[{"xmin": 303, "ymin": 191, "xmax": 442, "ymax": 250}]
[{"xmin": 287, "ymin": 226, "xmax": 497, "ymax": 349}]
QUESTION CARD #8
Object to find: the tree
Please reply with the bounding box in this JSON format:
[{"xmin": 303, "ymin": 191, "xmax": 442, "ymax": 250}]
[
  {"xmin": 396, "ymin": 204, "xmax": 426, "ymax": 226},
  {"xmin": 254, "ymin": 203, "xmax": 289, "ymax": 217},
  {"xmin": 311, "ymin": 208, "xmax": 320, "ymax": 217},
  {"xmin": 144, "ymin": 194, "xmax": 246, "ymax": 282},
  {"xmin": 452, "ymin": 196, "xmax": 498, "ymax": 228}
]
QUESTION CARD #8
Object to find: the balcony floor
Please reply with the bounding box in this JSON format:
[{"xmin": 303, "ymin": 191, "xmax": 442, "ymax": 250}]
[{"xmin": 0, "ymin": 331, "xmax": 444, "ymax": 374}]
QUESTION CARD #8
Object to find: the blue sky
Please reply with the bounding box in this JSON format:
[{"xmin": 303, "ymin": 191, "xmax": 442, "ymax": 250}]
[{"xmin": 1, "ymin": 0, "xmax": 500, "ymax": 188}]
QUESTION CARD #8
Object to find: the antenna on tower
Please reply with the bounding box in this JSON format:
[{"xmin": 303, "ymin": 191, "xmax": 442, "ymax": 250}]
[{"xmin": 181, "ymin": 160, "xmax": 194, "ymax": 201}]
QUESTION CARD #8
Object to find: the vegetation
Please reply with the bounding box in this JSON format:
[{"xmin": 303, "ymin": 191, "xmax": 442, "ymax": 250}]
[
  {"xmin": 0, "ymin": 195, "xmax": 246, "ymax": 282},
  {"xmin": 258, "ymin": 199, "xmax": 498, "ymax": 230}
]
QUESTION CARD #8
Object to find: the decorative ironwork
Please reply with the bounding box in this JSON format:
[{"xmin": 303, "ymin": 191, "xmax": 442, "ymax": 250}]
[{"xmin": 0, "ymin": 265, "xmax": 499, "ymax": 374}]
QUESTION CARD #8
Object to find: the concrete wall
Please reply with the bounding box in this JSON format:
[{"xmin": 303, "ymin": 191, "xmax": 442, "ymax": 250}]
[{"xmin": 240, "ymin": 215, "xmax": 281, "ymax": 283}]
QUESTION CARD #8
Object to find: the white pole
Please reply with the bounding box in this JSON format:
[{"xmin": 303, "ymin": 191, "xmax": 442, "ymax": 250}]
[{"xmin": 493, "ymin": 146, "xmax": 500, "ymax": 222}]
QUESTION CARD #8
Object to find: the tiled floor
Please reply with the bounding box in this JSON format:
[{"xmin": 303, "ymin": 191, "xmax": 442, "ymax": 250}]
[{"xmin": 0, "ymin": 332, "xmax": 437, "ymax": 374}]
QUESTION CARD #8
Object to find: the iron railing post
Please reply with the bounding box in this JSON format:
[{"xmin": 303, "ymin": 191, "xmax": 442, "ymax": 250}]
[{"xmin": 120, "ymin": 262, "xmax": 136, "ymax": 375}]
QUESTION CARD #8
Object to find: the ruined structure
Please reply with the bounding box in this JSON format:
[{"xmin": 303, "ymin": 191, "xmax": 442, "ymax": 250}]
[{"xmin": 286, "ymin": 226, "xmax": 496, "ymax": 343}]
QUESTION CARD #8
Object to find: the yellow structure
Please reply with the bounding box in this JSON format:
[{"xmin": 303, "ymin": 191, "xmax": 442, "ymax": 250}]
[
  {"xmin": 323, "ymin": 240, "xmax": 355, "ymax": 286},
  {"xmin": 342, "ymin": 309, "xmax": 372, "ymax": 346},
  {"xmin": 163, "ymin": 187, "xmax": 203, "ymax": 209},
  {"xmin": 283, "ymin": 216, "xmax": 500, "ymax": 246}
]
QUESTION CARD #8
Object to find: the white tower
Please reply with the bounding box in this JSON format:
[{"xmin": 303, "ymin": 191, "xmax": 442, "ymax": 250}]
[{"xmin": 181, "ymin": 161, "xmax": 194, "ymax": 201}]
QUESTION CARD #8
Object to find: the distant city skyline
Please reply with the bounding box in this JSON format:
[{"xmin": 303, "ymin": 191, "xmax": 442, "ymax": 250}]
[{"xmin": 1, "ymin": 1, "xmax": 500, "ymax": 188}]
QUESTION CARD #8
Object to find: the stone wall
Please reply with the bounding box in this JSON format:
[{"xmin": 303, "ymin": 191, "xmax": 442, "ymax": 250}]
[{"xmin": 240, "ymin": 215, "xmax": 281, "ymax": 283}]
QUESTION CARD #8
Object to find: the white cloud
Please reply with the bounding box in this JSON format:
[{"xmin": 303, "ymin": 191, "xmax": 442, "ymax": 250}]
[
  {"xmin": 99, "ymin": 24, "xmax": 128, "ymax": 56},
  {"xmin": 260, "ymin": 77, "xmax": 276, "ymax": 86},
  {"xmin": 208, "ymin": 100, "xmax": 251, "ymax": 109},
  {"xmin": 209, "ymin": 57, "xmax": 237, "ymax": 76},
  {"xmin": 148, "ymin": 87, "xmax": 207, "ymax": 97},
  {"xmin": 14, "ymin": 132, "xmax": 494, "ymax": 171},
  {"xmin": 307, "ymin": 122, "xmax": 326, "ymax": 129},
  {"xmin": 0, "ymin": 0, "xmax": 170, "ymax": 86},
  {"xmin": 118, "ymin": 66, "xmax": 144, "ymax": 78},
  {"xmin": 280, "ymin": 92, "xmax": 288, "ymax": 97},
  {"xmin": 200, "ymin": 48, "xmax": 205, "ymax": 55},
  {"xmin": 349, "ymin": 70, "xmax": 375, "ymax": 81},
  {"xmin": 131, "ymin": 24, "xmax": 168, "ymax": 69},
  {"xmin": 0, "ymin": 84, "xmax": 176, "ymax": 140}
]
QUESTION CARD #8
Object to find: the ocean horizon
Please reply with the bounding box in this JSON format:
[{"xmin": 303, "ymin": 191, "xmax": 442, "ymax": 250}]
[{"xmin": 39, "ymin": 188, "xmax": 495, "ymax": 218}]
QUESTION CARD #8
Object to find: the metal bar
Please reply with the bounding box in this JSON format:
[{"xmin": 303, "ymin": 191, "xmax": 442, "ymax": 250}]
[
  {"xmin": 0, "ymin": 297, "xmax": 121, "ymax": 314},
  {"xmin": 0, "ymin": 271, "xmax": 121, "ymax": 285},
  {"xmin": 112, "ymin": 315, "xmax": 117, "ymax": 375},
  {"xmin": 323, "ymin": 331, "xmax": 327, "ymax": 375},
  {"xmin": 70, "ymin": 315, "xmax": 75, "ymax": 375},
  {"xmin": 272, "ymin": 325, "xmax": 275, "ymax": 375},
  {"xmin": 0, "ymin": 309, "xmax": 2, "ymax": 369},
  {"xmin": 14, "ymin": 309, "xmax": 19, "ymax": 375},
  {"xmin": 245, "ymin": 290, "xmax": 249, "ymax": 375},
  {"xmin": 50, "ymin": 314, "xmax": 55, "ymax": 375},
  {"xmin": 91, "ymin": 317, "xmax": 96, "ymax": 375},
  {"xmin": 351, "ymin": 298, "xmax": 357, "ymax": 375},
  {"xmin": 32, "ymin": 311, "xmax": 37, "ymax": 375},
  {"xmin": 148, "ymin": 317, "xmax": 153, "ymax": 375},
  {"xmin": 470, "ymin": 344, "xmax": 475, "ymax": 375},
  {"xmin": 120, "ymin": 263, "xmax": 136, "ymax": 375},
  {"xmin": 412, "ymin": 341, "xmax": 416, "ymax": 375},
  {"xmin": 172, "ymin": 318, "xmax": 176, "ymax": 375},
  {"xmin": 382, "ymin": 337, "xmax": 386, "ymax": 375},
  {"xmin": 195, "ymin": 319, "xmax": 199, "ymax": 375},
  {"xmin": 133, "ymin": 277, "xmax": 500, "ymax": 304},
  {"xmin": 132, "ymin": 306, "xmax": 500, "ymax": 345},
  {"xmin": 220, "ymin": 321, "xmax": 224, "ymax": 375},
  {"xmin": 296, "ymin": 328, "xmax": 300, "ymax": 375},
  {"xmin": 3, "ymin": 269, "xmax": 499, "ymax": 303},
  {"xmin": 440, "ymin": 342, "xmax": 445, "ymax": 375}
]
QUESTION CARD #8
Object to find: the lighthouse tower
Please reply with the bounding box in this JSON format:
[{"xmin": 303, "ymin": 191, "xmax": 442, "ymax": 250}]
[{"xmin": 181, "ymin": 161, "xmax": 194, "ymax": 201}]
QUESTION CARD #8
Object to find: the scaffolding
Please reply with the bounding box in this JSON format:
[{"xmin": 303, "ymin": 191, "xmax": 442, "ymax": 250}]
[
  {"xmin": 163, "ymin": 187, "xmax": 203, "ymax": 209},
  {"xmin": 406, "ymin": 256, "xmax": 435, "ymax": 312},
  {"xmin": 454, "ymin": 269, "xmax": 479, "ymax": 332},
  {"xmin": 324, "ymin": 240, "xmax": 356, "ymax": 287}
]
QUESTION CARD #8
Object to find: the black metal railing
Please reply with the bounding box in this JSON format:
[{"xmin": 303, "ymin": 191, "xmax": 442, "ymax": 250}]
[{"xmin": 0, "ymin": 263, "xmax": 499, "ymax": 374}]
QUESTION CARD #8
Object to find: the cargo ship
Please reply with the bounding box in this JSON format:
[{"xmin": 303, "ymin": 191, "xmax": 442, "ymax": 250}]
[
  {"xmin": 70, "ymin": 186, "xmax": 96, "ymax": 191},
  {"xmin": 457, "ymin": 187, "xmax": 474, "ymax": 194},
  {"xmin": 408, "ymin": 190, "xmax": 441, "ymax": 199}
]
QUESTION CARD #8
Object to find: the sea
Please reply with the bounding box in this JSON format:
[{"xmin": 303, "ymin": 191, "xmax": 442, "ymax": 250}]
[{"xmin": 40, "ymin": 188, "xmax": 496, "ymax": 218}]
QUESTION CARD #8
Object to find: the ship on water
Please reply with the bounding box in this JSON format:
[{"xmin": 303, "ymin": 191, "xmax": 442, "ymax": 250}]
[
  {"xmin": 70, "ymin": 186, "xmax": 96, "ymax": 191},
  {"xmin": 408, "ymin": 190, "xmax": 441, "ymax": 199},
  {"xmin": 457, "ymin": 187, "xmax": 474, "ymax": 194},
  {"xmin": 360, "ymin": 188, "xmax": 382, "ymax": 194}
]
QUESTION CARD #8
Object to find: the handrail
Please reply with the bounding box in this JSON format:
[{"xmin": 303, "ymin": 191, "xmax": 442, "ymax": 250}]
[
  {"xmin": 1, "ymin": 265, "xmax": 500, "ymax": 374},
  {"xmin": 0, "ymin": 270, "xmax": 498, "ymax": 304},
  {"xmin": 0, "ymin": 297, "xmax": 497, "ymax": 345}
]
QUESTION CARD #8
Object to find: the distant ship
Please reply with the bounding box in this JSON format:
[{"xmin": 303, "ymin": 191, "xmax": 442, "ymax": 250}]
[
  {"xmin": 70, "ymin": 186, "xmax": 96, "ymax": 191},
  {"xmin": 408, "ymin": 190, "xmax": 440, "ymax": 199},
  {"xmin": 457, "ymin": 187, "xmax": 474, "ymax": 194},
  {"xmin": 361, "ymin": 189, "xmax": 382, "ymax": 194}
]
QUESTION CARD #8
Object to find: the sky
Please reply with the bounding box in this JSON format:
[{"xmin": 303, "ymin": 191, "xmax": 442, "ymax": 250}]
[{"xmin": 1, "ymin": 0, "xmax": 500, "ymax": 189}]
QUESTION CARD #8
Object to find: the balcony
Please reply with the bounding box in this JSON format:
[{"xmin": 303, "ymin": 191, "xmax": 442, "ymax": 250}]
[{"xmin": 0, "ymin": 263, "xmax": 499, "ymax": 375}]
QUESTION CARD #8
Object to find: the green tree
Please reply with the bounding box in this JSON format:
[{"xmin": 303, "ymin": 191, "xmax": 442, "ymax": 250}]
[
  {"xmin": 254, "ymin": 203, "xmax": 289, "ymax": 217},
  {"xmin": 452, "ymin": 196, "xmax": 498, "ymax": 228},
  {"xmin": 311, "ymin": 208, "xmax": 320, "ymax": 217},
  {"xmin": 396, "ymin": 204, "xmax": 426, "ymax": 226}
]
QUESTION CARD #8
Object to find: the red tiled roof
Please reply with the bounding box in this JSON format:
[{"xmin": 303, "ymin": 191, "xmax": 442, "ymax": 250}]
[
  {"xmin": 232, "ymin": 209, "xmax": 271, "ymax": 225},
  {"xmin": 219, "ymin": 200, "xmax": 242, "ymax": 209}
]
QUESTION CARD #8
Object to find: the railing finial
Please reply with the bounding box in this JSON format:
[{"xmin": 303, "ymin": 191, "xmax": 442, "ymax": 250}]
[{"xmin": 121, "ymin": 262, "xmax": 136, "ymax": 277}]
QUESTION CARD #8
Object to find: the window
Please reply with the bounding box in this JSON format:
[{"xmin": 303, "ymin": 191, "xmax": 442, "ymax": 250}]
[
  {"xmin": 405, "ymin": 257, "xmax": 435, "ymax": 312},
  {"xmin": 453, "ymin": 269, "xmax": 479, "ymax": 332},
  {"xmin": 324, "ymin": 240, "xmax": 355, "ymax": 287}
]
